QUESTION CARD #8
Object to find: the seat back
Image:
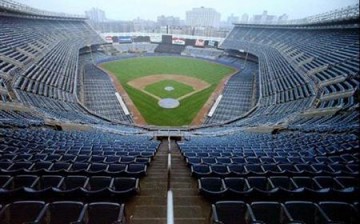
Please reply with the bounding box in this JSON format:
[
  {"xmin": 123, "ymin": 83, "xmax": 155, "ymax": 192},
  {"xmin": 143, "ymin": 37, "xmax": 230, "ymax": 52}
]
[
  {"xmin": 37, "ymin": 175, "xmax": 63, "ymax": 189},
  {"xmin": 224, "ymin": 177, "xmax": 249, "ymax": 192},
  {"xmin": 199, "ymin": 177, "xmax": 224, "ymax": 191},
  {"xmin": 0, "ymin": 201, "xmax": 46, "ymax": 224},
  {"xmin": 44, "ymin": 201, "xmax": 85, "ymax": 224},
  {"xmin": 284, "ymin": 201, "xmax": 325, "ymax": 224},
  {"xmin": 6, "ymin": 175, "xmax": 38, "ymax": 190},
  {"xmin": 319, "ymin": 201, "xmax": 359, "ymax": 223},
  {"xmin": 86, "ymin": 176, "xmax": 112, "ymax": 191},
  {"xmin": 251, "ymin": 202, "xmax": 284, "ymax": 224},
  {"xmin": 112, "ymin": 177, "xmax": 137, "ymax": 191},
  {"xmin": 87, "ymin": 202, "xmax": 124, "ymax": 224},
  {"xmin": 212, "ymin": 201, "xmax": 248, "ymax": 224},
  {"xmin": 60, "ymin": 176, "xmax": 88, "ymax": 190},
  {"xmin": 269, "ymin": 176, "xmax": 297, "ymax": 190}
]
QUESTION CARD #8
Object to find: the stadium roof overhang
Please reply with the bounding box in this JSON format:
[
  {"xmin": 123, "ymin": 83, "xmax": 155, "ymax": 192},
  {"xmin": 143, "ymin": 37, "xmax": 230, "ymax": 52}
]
[
  {"xmin": 233, "ymin": 17, "xmax": 360, "ymax": 30},
  {"xmin": 0, "ymin": 3, "xmax": 86, "ymax": 21}
]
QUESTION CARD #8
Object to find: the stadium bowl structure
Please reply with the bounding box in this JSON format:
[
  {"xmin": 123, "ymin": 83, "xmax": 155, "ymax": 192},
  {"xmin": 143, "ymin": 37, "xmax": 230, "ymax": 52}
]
[{"xmin": 0, "ymin": 1, "xmax": 359, "ymax": 223}]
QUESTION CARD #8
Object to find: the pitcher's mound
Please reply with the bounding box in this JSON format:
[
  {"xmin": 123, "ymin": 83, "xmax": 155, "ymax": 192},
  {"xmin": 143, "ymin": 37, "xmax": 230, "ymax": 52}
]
[{"xmin": 158, "ymin": 98, "xmax": 180, "ymax": 109}]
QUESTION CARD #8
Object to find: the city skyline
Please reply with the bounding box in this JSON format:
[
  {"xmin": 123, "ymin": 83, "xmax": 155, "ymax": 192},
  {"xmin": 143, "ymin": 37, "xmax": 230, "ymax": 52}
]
[{"xmin": 15, "ymin": 0, "xmax": 358, "ymax": 21}]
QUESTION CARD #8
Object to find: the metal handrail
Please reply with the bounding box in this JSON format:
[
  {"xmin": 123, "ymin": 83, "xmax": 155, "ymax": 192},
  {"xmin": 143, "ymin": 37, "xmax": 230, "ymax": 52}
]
[
  {"xmin": 167, "ymin": 190, "xmax": 174, "ymax": 224},
  {"xmin": 166, "ymin": 136, "xmax": 174, "ymax": 224}
]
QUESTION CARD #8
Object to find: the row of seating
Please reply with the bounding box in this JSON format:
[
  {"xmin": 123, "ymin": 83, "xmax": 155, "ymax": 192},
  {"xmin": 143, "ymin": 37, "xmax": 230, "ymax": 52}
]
[
  {"xmin": 181, "ymin": 131, "xmax": 359, "ymax": 156},
  {"xmin": 114, "ymin": 43, "xmax": 158, "ymax": 53},
  {"xmin": 190, "ymin": 163, "xmax": 358, "ymax": 177},
  {"xmin": 1, "ymin": 128, "xmax": 158, "ymax": 152},
  {"xmin": 0, "ymin": 162, "xmax": 147, "ymax": 177},
  {"xmin": 198, "ymin": 176, "xmax": 358, "ymax": 201},
  {"xmin": 289, "ymin": 110, "xmax": 359, "ymax": 133},
  {"xmin": 0, "ymin": 110, "xmax": 44, "ymax": 128},
  {"xmin": 181, "ymin": 46, "xmax": 223, "ymax": 60},
  {"xmin": 0, "ymin": 175, "xmax": 138, "ymax": 203},
  {"xmin": 16, "ymin": 91, "xmax": 109, "ymax": 124},
  {"xmin": 154, "ymin": 43, "xmax": 185, "ymax": 54},
  {"xmin": 211, "ymin": 200, "xmax": 359, "ymax": 224},
  {"xmin": 1, "ymin": 152, "xmax": 154, "ymax": 161},
  {"xmin": 185, "ymin": 154, "xmax": 358, "ymax": 164},
  {"xmin": 0, "ymin": 200, "xmax": 125, "ymax": 224}
]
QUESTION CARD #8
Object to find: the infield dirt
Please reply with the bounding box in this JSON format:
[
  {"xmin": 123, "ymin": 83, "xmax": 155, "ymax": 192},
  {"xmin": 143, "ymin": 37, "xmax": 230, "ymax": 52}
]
[{"xmin": 127, "ymin": 74, "xmax": 210, "ymax": 101}]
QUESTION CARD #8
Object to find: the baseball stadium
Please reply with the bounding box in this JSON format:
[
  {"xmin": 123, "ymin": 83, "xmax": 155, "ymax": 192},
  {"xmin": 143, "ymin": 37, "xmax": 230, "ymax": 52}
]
[{"xmin": 0, "ymin": 0, "xmax": 359, "ymax": 223}]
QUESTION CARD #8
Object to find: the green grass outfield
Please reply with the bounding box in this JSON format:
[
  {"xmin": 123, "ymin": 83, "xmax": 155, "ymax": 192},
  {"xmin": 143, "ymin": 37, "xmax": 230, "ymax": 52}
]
[
  {"xmin": 144, "ymin": 80, "xmax": 194, "ymax": 99},
  {"xmin": 101, "ymin": 56, "xmax": 235, "ymax": 126}
]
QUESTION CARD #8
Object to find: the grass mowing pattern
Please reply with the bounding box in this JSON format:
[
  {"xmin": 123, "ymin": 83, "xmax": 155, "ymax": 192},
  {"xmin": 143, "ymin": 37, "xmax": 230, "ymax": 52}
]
[
  {"xmin": 101, "ymin": 56, "xmax": 235, "ymax": 126},
  {"xmin": 144, "ymin": 80, "xmax": 194, "ymax": 99}
]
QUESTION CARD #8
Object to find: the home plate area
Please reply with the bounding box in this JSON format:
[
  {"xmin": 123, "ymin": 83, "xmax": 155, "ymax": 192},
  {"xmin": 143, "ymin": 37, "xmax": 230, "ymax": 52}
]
[{"xmin": 158, "ymin": 98, "xmax": 180, "ymax": 109}]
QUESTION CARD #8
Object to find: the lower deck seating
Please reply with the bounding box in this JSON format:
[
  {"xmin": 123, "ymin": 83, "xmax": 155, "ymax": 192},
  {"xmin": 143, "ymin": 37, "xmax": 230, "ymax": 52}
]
[
  {"xmin": 81, "ymin": 60, "xmax": 133, "ymax": 123},
  {"xmin": 198, "ymin": 176, "xmax": 359, "ymax": 202},
  {"xmin": 154, "ymin": 44, "xmax": 185, "ymax": 54},
  {"xmin": 0, "ymin": 200, "xmax": 125, "ymax": 224},
  {"xmin": 205, "ymin": 60, "xmax": 257, "ymax": 124},
  {"xmin": 211, "ymin": 200, "xmax": 359, "ymax": 224},
  {"xmin": 180, "ymin": 130, "xmax": 359, "ymax": 221},
  {"xmin": 0, "ymin": 174, "xmax": 139, "ymax": 203},
  {"xmin": 0, "ymin": 128, "xmax": 158, "ymax": 207}
]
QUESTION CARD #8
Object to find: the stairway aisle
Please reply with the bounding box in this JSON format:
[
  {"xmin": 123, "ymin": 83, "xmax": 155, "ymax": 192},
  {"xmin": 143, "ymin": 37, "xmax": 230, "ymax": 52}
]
[
  {"xmin": 126, "ymin": 139, "xmax": 169, "ymax": 224},
  {"xmin": 125, "ymin": 139, "xmax": 211, "ymax": 224},
  {"xmin": 170, "ymin": 140, "xmax": 211, "ymax": 224}
]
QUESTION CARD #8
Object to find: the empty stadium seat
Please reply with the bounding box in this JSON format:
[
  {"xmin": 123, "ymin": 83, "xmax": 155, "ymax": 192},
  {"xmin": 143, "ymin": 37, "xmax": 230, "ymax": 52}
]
[
  {"xmin": 198, "ymin": 177, "xmax": 227, "ymax": 199},
  {"xmin": 319, "ymin": 201, "xmax": 359, "ymax": 223},
  {"xmin": 211, "ymin": 201, "xmax": 249, "ymax": 224},
  {"xmin": 42, "ymin": 201, "xmax": 86, "ymax": 224},
  {"xmin": 110, "ymin": 177, "xmax": 139, "ymax": 198},
  {"xmin": 0, "ymin": 201, "xmax": 47, "ymax": 224},
  {"xmin": 86, "ymin": 202, "xmax": 125, "ymax": 224},
  {"xmin": 248, "ymin": 201, "xmax": 285, "ymax": 224},
  {"xmin": 283, "ymin": 201, "xmax": 328, "ymax": 224}
]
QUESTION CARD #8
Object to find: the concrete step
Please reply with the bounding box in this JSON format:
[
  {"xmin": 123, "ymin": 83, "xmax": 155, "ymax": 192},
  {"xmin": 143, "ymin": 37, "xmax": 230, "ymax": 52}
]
[
  {"xmin": 173, "ymin": 188, "xmax": 199, "ymax": 197},
  {"xmin": 131, "ymin": 196, "xmax": 166, "ymax": 205},
  {"xmin": 143, "ymin": 176, "xmax": 170, "ymax": 182},
  {"xmin": 171, "ymin": 182, "xmax": 195, "ymax": 188},
  {"xmin": 174, "ymin": 196, "xmax": 208, "ymax": 206},
  {"xmin": 174, "ymin": 205, "xmax": 206, "ymax": 217},
  {"xmin": 125, "ymin": 140, "xmax": 211, "ymax": 223},
  {"xmin": 125, "ymin": 140, "xmax": 169, "ymax": 221},
  {"xmin": 132, "ymin": 205, "xmax": 167, "ymax": 218},
  {"xmin": 145, "ymin": 172, "xmax": 169, "ymax": 178},
  {"xmin": 174, "ymin": 218, "xmax": 208, "ymax": 224},
  {"xmin": 141, "ymin": 181, "xmax": 168, "ymax": 188},
  {"xmin": 130, "ymin": 218, "xmax": 167, "ymax": 224},
  {"xmin": 139, "ymin": 189, "xmax": 167, "ymax": 197}
]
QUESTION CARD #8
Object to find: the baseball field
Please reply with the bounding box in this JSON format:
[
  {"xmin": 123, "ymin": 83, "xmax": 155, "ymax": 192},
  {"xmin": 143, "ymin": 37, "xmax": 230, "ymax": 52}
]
[{"xmin": 101, "ymin": 56, "xmax": 236, "ymax": 126}]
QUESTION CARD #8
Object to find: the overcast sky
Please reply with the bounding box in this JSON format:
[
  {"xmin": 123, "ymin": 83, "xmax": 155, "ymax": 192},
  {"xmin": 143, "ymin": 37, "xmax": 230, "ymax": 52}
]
[{"xmin": 16, "ymin": 0, "xmax": 358, "ymax": 21}]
